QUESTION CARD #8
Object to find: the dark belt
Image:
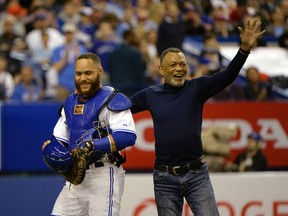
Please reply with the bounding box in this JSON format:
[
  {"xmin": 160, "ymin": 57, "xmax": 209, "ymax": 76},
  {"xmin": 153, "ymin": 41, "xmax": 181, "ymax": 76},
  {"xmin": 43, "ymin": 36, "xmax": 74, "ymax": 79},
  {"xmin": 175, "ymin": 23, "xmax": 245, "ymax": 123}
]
[
  {"xmin": 87, "ymin": 161, "xmax": 104, "ymax": 169},
  {"xmin": 154, "ymin": 156, "xmax": 205, "ymax": 176}
]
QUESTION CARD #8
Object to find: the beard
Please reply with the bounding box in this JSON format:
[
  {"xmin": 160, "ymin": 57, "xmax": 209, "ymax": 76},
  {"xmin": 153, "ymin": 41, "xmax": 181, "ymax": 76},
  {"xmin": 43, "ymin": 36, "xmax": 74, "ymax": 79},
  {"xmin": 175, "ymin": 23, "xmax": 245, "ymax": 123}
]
[{"xmin": 75, "ymin": 75, "xmax": 101, "ymax": 98}]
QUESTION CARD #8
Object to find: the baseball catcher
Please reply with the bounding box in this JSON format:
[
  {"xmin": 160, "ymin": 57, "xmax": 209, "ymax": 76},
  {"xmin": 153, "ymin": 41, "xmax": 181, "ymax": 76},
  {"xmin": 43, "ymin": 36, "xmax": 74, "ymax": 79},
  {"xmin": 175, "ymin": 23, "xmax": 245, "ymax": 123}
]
[
  {"xmin": 42, "ymin": 86, "xmax": 134, "ymax": 186},
  {"xmin": 42, "ymin": 53, "xmax": 136, "ymax": 216},
  {"xmin": 42, "ymin": 87, "xmax": 132, "ymax": 185}
]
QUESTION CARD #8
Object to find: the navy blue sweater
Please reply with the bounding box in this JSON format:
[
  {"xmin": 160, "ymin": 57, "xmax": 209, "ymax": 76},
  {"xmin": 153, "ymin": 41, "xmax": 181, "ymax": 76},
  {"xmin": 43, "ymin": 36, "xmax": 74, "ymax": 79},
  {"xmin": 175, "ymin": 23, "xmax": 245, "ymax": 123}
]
[{"xmin": 130, "ymin": 50, "xmax": 248, "ymax": 166}]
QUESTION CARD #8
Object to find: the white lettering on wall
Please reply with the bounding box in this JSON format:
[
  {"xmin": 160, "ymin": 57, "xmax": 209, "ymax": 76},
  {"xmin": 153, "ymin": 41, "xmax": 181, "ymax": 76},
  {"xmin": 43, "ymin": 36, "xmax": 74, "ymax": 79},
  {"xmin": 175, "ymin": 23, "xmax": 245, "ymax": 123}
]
[
  {"xmin": 133, "ymin": 118, "xmax": 288, "ymax": 152},
  {"xmin": 135, "ymin": 119, "xmax": 155, "ymax": 151},
  {"xmin": 259, "ymin": 119, "xmax": 288, "ymax": 149}
]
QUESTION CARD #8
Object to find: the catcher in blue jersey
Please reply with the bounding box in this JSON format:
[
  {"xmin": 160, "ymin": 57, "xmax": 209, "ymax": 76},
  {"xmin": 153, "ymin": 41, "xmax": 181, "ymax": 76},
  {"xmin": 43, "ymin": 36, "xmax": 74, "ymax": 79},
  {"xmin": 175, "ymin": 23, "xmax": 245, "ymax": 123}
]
[{"xmin": 42, "ymin": 53, "xmax": 136, "ymax": 216}]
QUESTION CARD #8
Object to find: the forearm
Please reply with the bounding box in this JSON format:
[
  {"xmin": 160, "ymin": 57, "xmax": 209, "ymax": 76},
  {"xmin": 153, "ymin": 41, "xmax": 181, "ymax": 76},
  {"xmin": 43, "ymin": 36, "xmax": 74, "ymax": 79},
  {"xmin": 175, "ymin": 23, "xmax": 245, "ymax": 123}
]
[
  {"xmin": 90, "ymin": 131, "xmax": 136, "ymax": 153},
  {"xmin": 52, "ymin": 59, "xmax": 67, "ymax": 73},
  {"xmin": 202, "ymin": 49, "xmax": 249, "ymax": 98}
]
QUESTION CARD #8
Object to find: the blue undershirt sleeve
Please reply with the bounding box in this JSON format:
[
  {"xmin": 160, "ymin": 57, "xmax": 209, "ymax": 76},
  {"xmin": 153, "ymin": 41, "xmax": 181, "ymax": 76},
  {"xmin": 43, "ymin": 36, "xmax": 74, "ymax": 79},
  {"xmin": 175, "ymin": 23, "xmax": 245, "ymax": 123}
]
[{"xmin": 91, "ymin": 131, "xmax": 136, "ymax": 153}]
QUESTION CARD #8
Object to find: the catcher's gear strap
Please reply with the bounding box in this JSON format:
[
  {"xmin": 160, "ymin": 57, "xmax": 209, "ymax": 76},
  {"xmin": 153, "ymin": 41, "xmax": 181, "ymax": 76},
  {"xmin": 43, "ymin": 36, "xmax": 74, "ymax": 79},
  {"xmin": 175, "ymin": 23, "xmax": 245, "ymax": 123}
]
[
  {"xmin": 108, "ymin": 151, "xmax": 126, "ymax": 167},
  {"xmin": 91, "ymin": 131, "xmax": 136, "ymax": 153},
  {"xmin": 107, "ymin": 92, "xmax": 132, "ymax": 111}
]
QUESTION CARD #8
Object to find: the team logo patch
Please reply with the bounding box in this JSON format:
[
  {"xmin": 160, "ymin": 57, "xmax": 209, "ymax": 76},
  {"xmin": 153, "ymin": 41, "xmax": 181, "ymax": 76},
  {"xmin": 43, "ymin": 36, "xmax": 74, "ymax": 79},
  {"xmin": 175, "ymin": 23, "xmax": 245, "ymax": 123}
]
[{"xmin": 74, "ymin": 104, "xmax": 84, "ymax": 114}]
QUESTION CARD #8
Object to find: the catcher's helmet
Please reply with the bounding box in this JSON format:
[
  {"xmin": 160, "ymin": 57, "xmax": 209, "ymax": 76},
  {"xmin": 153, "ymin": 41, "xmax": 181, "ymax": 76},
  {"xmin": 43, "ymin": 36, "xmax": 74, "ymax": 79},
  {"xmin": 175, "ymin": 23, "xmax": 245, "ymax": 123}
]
[{"xmin": 42, "ymin": 136, "xmax": 74, "ymax": 173}]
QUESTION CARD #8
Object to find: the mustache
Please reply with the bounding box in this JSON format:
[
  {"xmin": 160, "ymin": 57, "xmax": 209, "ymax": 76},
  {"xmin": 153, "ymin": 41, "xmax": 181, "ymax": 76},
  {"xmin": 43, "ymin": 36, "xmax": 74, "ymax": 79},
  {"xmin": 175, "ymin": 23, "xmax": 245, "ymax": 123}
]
[{"xmin": 78, "ymin": 81, "xmax": 90, "ymax": 84}]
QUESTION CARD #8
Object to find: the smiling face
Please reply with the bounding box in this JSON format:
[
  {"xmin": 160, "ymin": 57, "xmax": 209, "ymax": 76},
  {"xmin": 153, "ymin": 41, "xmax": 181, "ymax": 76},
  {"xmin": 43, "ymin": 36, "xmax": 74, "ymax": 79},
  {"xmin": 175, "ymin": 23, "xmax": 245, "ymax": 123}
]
[
  {"xmin": 159, "ymin": 51, "xmax": 188, "ymax": 87},
  {"xmin": 75, "ymin": 57, "xmax": 103, "ymax": 97}
]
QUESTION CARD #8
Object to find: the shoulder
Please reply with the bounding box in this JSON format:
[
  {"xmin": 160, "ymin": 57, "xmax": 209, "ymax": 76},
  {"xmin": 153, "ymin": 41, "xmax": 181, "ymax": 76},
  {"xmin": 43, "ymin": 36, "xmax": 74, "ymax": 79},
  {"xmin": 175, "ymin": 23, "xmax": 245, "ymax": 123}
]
[
  {"xmin": 25, "ymin": 29, "xmax": 39, "ymax": 38},
  {"xmin": 107, "ymin": 88, "xmax": 132, "ymax": 111},
  {"xmin": 186, "ymin": 76, "xmax": 208, "ymax": 88},
  {"xmin": 47, "ymin": 27, "xmax": 64, "ymax": 37}
]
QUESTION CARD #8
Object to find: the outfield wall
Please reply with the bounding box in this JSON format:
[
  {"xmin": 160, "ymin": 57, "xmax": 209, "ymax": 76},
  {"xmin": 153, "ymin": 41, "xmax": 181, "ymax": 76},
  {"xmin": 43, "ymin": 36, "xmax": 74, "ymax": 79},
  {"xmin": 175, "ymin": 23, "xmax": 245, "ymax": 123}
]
[{"xmin": 0, "ymin": 102, "xmax": 288, "ymax": 172}]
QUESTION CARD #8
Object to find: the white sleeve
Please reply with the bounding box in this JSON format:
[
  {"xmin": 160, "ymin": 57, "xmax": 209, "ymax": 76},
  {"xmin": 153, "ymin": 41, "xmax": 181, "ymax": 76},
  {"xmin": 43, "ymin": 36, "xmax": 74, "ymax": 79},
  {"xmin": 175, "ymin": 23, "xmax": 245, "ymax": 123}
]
[
  {"xmin": 53, "ymin": 108, "xmax": 69, "ymax": 143},
  {"xmin": 99, "ymin": 107, "xmax": 136, "ymax": 134},
  {"xmin": 5, "ymin": 73, "xmax": 15, "ymax": 98}
]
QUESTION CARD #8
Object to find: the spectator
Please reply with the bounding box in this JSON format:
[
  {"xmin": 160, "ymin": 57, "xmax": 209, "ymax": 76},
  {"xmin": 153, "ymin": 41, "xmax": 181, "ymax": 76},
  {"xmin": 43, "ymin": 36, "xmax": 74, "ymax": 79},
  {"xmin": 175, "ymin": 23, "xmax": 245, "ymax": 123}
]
[
  {"xmin": 233, "ymin": 132, "xmax": 268, "ymax": 171},
  {"xmin": 212, "ymin": 4, "xmax": 231, "ymax": 38},
  {"xmin": 0, "ymin": 14, "xmax": 25, "ymax": 78},
  {"xmin": 24, "ymin": 4, "xmax": 56, "ymax": 34},
  {"xmin": 107, "ymin": 28, "xmax": 147, "ymax": 96},
  {"xmin": 77, "ymin": 6, "xmax": 96, "ymax": 49},
  {"xmin": 183, "ymin": 5, "xmax": 213, "ymax": 38},
  {"xmin": 0, "ymin": 55, "xmax": 14, "ymax": 101},
  {"xmin": 90, "ymin": 4, "xmax": 106, "ymax": 30},
  {"xmin": 5, "ymin": 0, "xmax": 27, "ymax": 36},
  {"xmin": 30, "ymin": 29, "xmax": 53, "ymax": 90},
  {"xmin": 89, "ymin": 0, "xmax": 124, "ymax": 21},
  {"xmin": 189, "ymin": 56, "xmax": 211, "ymax": 78},
  {"xmin": 0, "ymin": 14, "xmax": 19, "ymax": 56},
  {"xmin": 243, "ymin": 66, "xmax": 274, "ymax": 101},
  {"xmin": 46, "ymin": 22, "xmax": 87, "ymax": 101},
  {"xmin": 116, "ymin": 8, "xmax": 137, "ymax": 38},
  {"xmin": 11, "ymin": 64, "xmax": 43, "ymax": 102},
  {"xmin": 261, "ymin": 0, "xmax": 278, "ymax": 26},
  {"xmin": 156, "ymin": 2, "xmax": 185, "ymax": 55},
  {"xmin": 8, "ymin": 37, "xmax": 28, "ymax": 82},
  {"xmin": 56, "ymin": 1, "xmax": 81, "ymax": 32},
  {"xmin": 25, "ymin": 12, "xmax": 65, "ymax": 55},
  {"xmin": 199, "ymin": 33, "xmax": 227, "ymax": 75},
  {"xmin": 266, "ymin": 7, "xmax": 286, "ymax": 38},
  {"xmin": 134, "ymin": 7, "xmax": 158, "ymax": 36},
  {"xmin": 278, "ymin": 20, "xmax": 288, "ymax": 48},
  {"xmin": 145, "ymin": 29, "xmax": 158, "ymax": 60},
  {"xmin": 145, "ymin": 56, "xmax": 162, "ymax": 86},
  {"xmin": 229, "ymin": 0, "xmax": 249, "ymax": 35},
  {"xmin": 148, "ymin": 1, "xmax": 166, "ymax": 26},
  {"xmin": 279, "ymin": 0, "xmax": 288, "ymax": 21},
  {"xmin": 90, "ymin": 21, "xmax": 121, "ymax": 84}
]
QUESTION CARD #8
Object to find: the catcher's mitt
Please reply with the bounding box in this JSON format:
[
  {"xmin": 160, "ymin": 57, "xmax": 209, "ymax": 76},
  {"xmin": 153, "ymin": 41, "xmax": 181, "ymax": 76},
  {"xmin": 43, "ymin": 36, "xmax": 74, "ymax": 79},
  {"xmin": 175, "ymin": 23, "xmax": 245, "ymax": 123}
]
[{"xmin": 62, "ymin": 141, "xmax": 94, "ymax": 185}]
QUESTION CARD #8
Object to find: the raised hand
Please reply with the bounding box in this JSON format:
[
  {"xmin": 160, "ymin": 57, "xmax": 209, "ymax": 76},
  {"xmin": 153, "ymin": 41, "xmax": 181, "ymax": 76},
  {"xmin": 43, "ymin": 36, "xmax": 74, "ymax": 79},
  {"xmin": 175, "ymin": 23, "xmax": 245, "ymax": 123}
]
[{"xmin": 238, "ymin": 18, "xmax": 266, "ymax": 51}]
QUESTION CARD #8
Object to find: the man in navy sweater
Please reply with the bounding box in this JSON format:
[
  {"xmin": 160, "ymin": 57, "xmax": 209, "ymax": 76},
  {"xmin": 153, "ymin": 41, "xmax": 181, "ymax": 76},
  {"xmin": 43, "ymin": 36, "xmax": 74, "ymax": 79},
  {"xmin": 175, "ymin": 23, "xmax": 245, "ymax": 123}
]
[{"xmin": 130, "ymin": 18, "xmax": 265, "ymax": 216}]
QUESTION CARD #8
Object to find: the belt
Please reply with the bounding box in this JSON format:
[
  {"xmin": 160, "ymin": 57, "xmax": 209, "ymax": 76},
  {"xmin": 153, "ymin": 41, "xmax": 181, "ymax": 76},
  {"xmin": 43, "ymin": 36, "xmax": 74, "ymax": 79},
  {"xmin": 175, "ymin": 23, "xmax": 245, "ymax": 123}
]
[
  {"xmin": 154, "ymin": 156, "xmax": 205, "ymax": 176},
  {"xmin": 87, "ymin": 161, "xmax": 104, "ymax": 169}
]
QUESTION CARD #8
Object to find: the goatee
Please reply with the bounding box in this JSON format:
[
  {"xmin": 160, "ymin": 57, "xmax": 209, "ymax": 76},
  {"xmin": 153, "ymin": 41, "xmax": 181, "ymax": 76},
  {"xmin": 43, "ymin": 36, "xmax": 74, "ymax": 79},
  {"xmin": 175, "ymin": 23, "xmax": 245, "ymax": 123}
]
[{"xmin": 75, "ymin": 76, "xmax": 101, "ymax": 97}]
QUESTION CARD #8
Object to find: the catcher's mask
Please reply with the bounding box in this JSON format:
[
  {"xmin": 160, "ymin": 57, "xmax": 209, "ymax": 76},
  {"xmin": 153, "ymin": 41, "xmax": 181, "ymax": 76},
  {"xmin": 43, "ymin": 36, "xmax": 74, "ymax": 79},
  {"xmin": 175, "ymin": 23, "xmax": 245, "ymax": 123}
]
[
  {"xmin": 42, "ymin": 136, "xmax": 74, "ymax": 173},
  {"xmin": 76, "ymin": 121, "xmax": 112, "ymax": 147}
]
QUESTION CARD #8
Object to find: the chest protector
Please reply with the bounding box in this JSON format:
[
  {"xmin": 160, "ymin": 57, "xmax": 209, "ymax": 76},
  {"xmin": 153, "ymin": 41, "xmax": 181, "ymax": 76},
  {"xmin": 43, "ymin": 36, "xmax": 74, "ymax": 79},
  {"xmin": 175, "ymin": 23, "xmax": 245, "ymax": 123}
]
[{"xmin": 63, "ymin": 86, "xmax": 131, "ymax": 151}]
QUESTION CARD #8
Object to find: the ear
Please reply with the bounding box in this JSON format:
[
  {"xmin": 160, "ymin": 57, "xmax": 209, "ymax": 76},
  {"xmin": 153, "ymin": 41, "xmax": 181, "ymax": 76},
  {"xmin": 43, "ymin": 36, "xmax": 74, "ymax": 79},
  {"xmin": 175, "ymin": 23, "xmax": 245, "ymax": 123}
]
[
  {"xmin": 159, "ymin": 66, "xmax": 164, "ymax": 76},
  {"xmin": 99, "ymin": 67, "xmax": 104, "ymax": 76}
]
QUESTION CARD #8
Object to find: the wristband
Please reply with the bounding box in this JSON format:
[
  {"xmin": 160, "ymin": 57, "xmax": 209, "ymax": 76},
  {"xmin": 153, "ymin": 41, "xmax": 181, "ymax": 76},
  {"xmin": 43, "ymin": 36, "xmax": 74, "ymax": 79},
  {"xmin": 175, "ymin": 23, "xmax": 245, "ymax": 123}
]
[
  {"xmin": 239, "ymin": 48, "xmax": 251, "ymax": 56},
  {"xmin": 108, "ymin": 134, "xmax": 117, "ymax": 152}
]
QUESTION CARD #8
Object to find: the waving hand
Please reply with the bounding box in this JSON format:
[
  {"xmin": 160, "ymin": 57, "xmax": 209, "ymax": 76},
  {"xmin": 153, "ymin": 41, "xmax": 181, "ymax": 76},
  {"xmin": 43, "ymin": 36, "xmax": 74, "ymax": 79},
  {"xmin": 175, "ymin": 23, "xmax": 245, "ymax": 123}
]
[{"xmin": 238, "ymin": 18, "xmax": 266, "ymax": 52}]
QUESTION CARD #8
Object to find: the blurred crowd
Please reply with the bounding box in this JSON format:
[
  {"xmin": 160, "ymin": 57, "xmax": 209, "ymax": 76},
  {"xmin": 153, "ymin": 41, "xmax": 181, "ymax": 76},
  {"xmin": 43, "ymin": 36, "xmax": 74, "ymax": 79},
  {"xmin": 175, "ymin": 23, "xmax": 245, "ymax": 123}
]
[{"xmin": 0, "ymin": 0, "xmax": 288, "ymax": 103}]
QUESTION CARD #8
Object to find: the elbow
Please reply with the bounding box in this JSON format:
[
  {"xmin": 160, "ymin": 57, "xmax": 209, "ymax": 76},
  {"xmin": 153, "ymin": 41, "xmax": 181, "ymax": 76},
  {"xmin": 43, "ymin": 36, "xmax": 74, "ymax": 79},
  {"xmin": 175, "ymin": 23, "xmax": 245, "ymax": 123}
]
[
  {"xmin": 128, "ymin": 132, "xmax": 137, "ymax": 147},
  {"xmin": 113, "ymin": 131, "xmax": 137, "ymax": 151}
]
